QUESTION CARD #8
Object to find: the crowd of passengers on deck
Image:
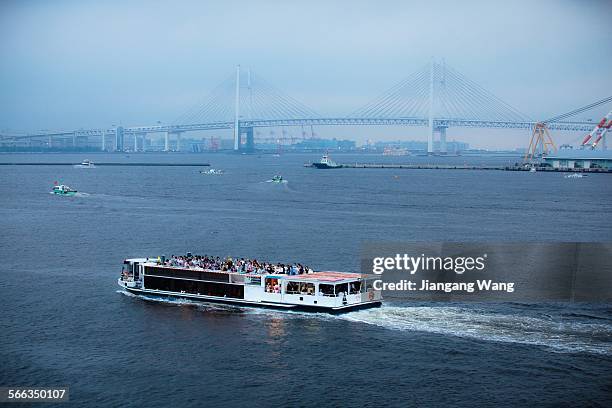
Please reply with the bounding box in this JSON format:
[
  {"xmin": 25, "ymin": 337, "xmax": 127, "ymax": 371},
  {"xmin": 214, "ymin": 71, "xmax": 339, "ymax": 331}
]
[{"xmin": 157, "ymin": 254, "xmax": 314, "ymax": 276}]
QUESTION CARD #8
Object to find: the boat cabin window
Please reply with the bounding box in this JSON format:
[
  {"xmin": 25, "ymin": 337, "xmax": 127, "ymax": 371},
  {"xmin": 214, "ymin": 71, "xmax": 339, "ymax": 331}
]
[
  {"xmin": 299, "ymin": 282, "xmax": 315, "ymax": 295},
  {"xmin": 246, "ymin": 276, "xmax": 261, "ymax": 286},
  {"xmin": 265, "ymin": 278, "xmax": 281, "ymax": 293},
  {"xmin": 365, "ymin": 280, "xmax": 374, "ymax": 291},
  {"xmin": 348, "ymin": 281, "xmax": 361, "ymax": 294},
  {"xmin": 335, "ymin": 283, "xmax": 349, "ymax": 296},
  {"xmin": 318, "ymin": 284, "xmax": 335, "ymax": 297},
  {"xmin": 286, "ymin": 281, "xmax": 300, "ymax": 294},
  {"xmin": 285, "ymin": 281, "xmax": 314, "ymax": 295}
]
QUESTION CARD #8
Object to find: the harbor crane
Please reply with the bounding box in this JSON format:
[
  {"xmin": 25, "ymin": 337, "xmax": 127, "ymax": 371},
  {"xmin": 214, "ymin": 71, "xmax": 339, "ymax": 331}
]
[{"xmin": 523, "ymin": 96, "xmax": 612, "ymax": 162}]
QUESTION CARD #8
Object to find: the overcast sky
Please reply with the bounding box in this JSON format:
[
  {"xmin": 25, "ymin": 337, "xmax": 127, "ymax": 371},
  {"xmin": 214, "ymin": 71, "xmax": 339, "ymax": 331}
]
[{"xmin": 1, "ymin": 0, "xmax": 611, "ymax": 148}]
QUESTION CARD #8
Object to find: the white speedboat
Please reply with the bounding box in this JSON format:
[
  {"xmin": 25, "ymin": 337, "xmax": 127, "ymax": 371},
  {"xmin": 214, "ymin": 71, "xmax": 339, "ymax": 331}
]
[
  {"xmin": 565, "ymin": 173, "xmax": 587, "ymax": 179},
  {"xmin": 74, "ymin": 159, "xmax": 95, "ymax": 168},
  {"xmin": 269, "ymin": 175, "xmax": 285, "ymax": 183},
  {"xmin": 200, "ymin": 168, "xmax": 224, "ymax": 175}
]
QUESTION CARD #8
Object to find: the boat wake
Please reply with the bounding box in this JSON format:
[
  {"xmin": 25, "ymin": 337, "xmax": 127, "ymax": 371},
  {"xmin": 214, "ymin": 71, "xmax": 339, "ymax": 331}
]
[
  {"xmin": 49, "ymin": 191, "xmax": 89, "ymax": 197},
  {"xmin": 116, "ymin": 290, "xmax": 611, "ymax": 354},
  {"xmin": 264, "ymin": 179, "xmax": 288, "ymax": 184},
  {"xmin": 339, "ymin": 303, "xmax": 612, "ymax": 355}
]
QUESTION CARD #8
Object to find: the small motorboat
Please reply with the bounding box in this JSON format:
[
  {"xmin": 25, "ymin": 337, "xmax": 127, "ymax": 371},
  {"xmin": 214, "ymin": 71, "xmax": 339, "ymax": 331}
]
[
  {"xmin": 529, "ymin": 166, "xmax": 537, "ymax": 173},
  {"xmin": 200, "ymin": 168, "xmax": 224, "ymax": 175},
  {"xmin": 270, "ymin": 175, "xmax": 284, "ymax": 183},
  {"xmin": 565, "ymin": 173, "xmax": 587, "ymax": 179},
  {"xmin": 74, "ymin": 159, "xmax": 95, "ymax": 168},
  {"xmin": 51, "ymin": 183, "xmax": 77, "ymax": 196}
]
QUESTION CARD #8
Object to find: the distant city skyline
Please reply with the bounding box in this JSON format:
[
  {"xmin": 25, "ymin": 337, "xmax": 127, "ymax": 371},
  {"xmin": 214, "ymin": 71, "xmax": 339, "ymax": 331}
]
[{"xmin": 1, "ymin": 0, "xmax": 611, "ymax": 149}]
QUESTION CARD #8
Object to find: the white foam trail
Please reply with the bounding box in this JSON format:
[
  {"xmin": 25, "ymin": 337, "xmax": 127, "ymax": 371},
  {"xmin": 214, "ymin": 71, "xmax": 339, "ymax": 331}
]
[
  {"xmin": 339, "ymin": 305, "xmax": 612, "ymax": 355},
  {"xmin": 117, "ymin": 291, "xmax": 611, "ymax": 354}
]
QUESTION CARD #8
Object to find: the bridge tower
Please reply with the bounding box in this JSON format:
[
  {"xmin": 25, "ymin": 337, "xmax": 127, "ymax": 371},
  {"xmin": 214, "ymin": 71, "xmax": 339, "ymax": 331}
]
[
  {"xmin": 428, "ymin": 59, "xmax": 435, "ymax": 154},
  {"xmin": 232, "ymin": 65, "xmax": 256, "ymax": 152},
  {"xmin": 427, "ymin": 59, "xmax": 449, "ymax": 155},
  {"xmin": 233, "ymin": 65, "xmax": 241, "ymax": 151}
]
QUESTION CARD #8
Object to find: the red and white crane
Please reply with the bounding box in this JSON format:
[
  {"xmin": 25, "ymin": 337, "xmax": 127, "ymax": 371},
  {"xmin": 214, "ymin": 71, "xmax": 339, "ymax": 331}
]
[{"xmin": 581, "ymin": 110, "xmax": 612, "ymax": 149}]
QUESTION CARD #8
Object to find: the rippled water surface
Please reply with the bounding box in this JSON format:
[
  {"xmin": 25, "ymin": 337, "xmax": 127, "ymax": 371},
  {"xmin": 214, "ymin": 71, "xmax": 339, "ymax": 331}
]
[{"xmin": 1, "ymin": 153, "xmax": 611, "ymax": 407}]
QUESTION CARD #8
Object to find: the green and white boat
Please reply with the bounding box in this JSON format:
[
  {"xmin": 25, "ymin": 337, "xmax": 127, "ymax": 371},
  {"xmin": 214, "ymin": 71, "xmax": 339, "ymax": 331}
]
[
  {"xmin": 271, "ymin": 175, "xmax": 284, "ymax": 183},
  {"xmin": 52, "ymin": 184, "xmax": 77, "ymax": 196}
]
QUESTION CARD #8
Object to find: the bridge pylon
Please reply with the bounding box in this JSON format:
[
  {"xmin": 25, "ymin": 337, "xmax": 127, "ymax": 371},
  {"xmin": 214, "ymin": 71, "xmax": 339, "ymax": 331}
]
[
  {"xmin": 428, "ymin": 59, "xmax": 435, "ymax": 154},
  {"xmin": 233, "ymin": 65, "xmax": 241, "ymax": 151}
]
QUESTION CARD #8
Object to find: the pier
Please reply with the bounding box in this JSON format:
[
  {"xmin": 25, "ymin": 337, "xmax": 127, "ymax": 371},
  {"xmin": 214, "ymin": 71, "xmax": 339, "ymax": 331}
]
[
  {"xmin": 0, "ymin": 162, "xmax": 210, "ymax": 167},
  {"xmin": 304, "ymin": 162, "xmax": 611, "ymax": 173}
]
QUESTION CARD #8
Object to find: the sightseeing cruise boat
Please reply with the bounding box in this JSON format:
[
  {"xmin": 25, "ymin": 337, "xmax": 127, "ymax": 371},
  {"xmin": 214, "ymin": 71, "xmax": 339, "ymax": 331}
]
[{"xmin": 118, "ymin": 256, "xmax": 382, "ymax": 313}]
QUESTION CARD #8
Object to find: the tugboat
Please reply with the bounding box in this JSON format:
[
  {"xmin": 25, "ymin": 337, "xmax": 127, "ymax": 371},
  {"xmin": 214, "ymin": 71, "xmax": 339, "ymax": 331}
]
[
  {"xmin": 312, "ymin": 154, "xmax": 342, "ymax": 169},
  {"xmin": 51, "ymin": 183, "xmax": 77, "ymax": 196},
  {"xmin": 74, "ymin": 159, "xmax": 95, "ymax": 168}
]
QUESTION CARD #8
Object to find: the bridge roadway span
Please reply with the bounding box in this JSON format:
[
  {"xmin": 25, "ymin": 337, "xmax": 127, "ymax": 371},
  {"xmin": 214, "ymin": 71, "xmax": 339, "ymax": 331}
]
[{"xmin": 0, "ymin": 117, "xmax": 595, "ymax": 140}]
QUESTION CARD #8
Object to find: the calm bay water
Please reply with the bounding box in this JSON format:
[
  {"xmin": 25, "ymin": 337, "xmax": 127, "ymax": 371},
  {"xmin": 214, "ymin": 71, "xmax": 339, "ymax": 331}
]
[{"xmin": 1, "ymin": 152, "xmax": 611, "ymax": 407}]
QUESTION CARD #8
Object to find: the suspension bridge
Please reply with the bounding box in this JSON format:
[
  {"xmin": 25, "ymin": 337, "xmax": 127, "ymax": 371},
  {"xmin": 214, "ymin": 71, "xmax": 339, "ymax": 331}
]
[{"xmin": 1, "ymin": 60, "xmax": 607, "ymax": 154}]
